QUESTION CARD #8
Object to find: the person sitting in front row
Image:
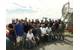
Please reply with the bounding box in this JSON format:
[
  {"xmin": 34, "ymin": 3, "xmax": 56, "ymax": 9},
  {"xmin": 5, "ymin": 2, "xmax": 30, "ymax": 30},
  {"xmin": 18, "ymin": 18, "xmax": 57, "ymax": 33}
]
[
  {"xmin": 26, "ymin": 28, "xmax": 36, "ymax": 49},
  {"xmin": 40, "ymin": 24, "xmax": 48, "ymax": 42}
]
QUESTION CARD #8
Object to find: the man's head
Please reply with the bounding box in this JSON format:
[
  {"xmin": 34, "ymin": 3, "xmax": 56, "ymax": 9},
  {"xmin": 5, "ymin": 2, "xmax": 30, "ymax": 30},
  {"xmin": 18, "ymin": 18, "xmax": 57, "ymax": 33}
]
[
  {"xmin": 16, "ymin": 18, "xmax": 19, "ymax": 24},
  {"xmin": 7, "ymin": 24, "xmax": 13, "ymax": 31},
  {"xmin": 32, "ymin": 19, "xmax": 34, "ymax": 22},
  {"xmin": 21, "ymin": 19, "xmax": 24, "ymax": 23},
  {"xmin": 58, "ymin": 19, "xmax": 61, "ymax": 23},
  {"xmin": 47, "ymin": 24, "xmax": 50, "ymax": 27},
  {"xmin": 16, "ymin": 18, "xmax": 19, "ymax": 22},
  {"xmin": 55, "ymin": 20, "xmax": 57, "ymax": 23},
  {"xmin": 24, "ymin": 17, "xmax": 27, "ymax": 22},
  {"xmin": 12, "ymin": 19, "xmax": 15, "ymax": 24},
  {"xmin": 49, "ymin": 19, "xmax": 51, "ymax": 21},
  {"xmin": 28, "ymin": 28, "xmax": 33, "ymax": 33}
]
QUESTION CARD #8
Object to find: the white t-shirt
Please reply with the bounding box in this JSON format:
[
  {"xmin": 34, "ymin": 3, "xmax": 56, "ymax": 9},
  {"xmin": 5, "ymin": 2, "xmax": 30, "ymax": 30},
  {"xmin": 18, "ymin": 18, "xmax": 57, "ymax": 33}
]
[
  {"xmin": 40, "ymin": 27, "xmax": 47, "ymax": 35},
  {"xmin": 16, "ymin": 36, "xmax": 23, "ymax": 43},
  {"xmin": 46, "ymin": 27, "xmax": 52, "ymax": 33},
  {"xmin": 26, "ymin": 32, "xmax": 34, "ymax": 40}
]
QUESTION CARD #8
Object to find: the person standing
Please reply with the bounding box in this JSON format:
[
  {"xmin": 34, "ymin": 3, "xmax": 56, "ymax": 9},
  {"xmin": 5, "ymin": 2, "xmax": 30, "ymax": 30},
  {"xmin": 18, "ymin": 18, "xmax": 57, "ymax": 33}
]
[
  {"xmin": 15, "ymin": 20, "xmax": 24, "ymax": 47},
  {"xmin": 6, "ymin": 24, "xmax": 16, "ymax": 50},
  {"xmin": 46, "ymin": 24, "xmax": 52, "ymax": 41},
  {"xmin": 58, "ymin": 21, "xmax": 65, "ymax": 41},
  {"xmin": 52, "ymin": 20, "xmax": 59, "ymax": 40}
]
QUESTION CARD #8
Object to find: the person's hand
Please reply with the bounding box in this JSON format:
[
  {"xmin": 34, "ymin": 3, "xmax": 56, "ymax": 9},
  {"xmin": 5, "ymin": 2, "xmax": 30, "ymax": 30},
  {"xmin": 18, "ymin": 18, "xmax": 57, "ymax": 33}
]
[
  {"xmin": 46, "ymin": 34, "xmax": 48, "ymax": 35},
  {"xmin": 37, "ymin": 36, "xmax": 39, "ymax": 40},
  {"xmin": 33, "ymin": 40, "xmax": 36, "ymax": 44},
  {"xmin": 41, "ymin": 34, "xmax": 44, "ymax": 37},
  {"xmin": 26, "ymin": 38, "xmax": 29, "ymax": 41}
]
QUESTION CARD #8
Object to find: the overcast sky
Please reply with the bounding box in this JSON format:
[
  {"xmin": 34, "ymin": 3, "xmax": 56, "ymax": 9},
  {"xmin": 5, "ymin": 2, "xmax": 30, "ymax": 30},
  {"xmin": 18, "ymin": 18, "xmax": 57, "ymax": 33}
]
[{"xmin": 6, "ymin": 0, "xmax": 72, "ymax": 24}]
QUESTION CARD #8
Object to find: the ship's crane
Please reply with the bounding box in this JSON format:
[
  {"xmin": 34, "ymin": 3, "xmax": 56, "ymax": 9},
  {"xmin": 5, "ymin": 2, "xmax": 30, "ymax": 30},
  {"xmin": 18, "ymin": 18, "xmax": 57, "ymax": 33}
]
[{"xmin": 61, "ymin": 2, "xmax": 73, "ymax": 32}]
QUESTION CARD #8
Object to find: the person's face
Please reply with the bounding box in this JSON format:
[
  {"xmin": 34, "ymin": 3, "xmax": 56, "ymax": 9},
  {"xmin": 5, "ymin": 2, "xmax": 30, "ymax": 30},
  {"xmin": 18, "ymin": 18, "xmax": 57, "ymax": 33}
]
[
  {"xmin": 16, "ymin": 19, "xmax": 19, "ymax": 24},
  {"xmin": 29, "ymin": 29, "xmax": 32, "ymax": 33},
  {"xmin": 48, "ymin": 24, "xmax": 50, "ymax": 27},
  {"xmin": 42, "ymin": 24, "xmax": 45, "ymax": 27},
  {"xmin": 55, "ymin": 20, "xmax": 57, "ymax": 23},
  {"xmin": 16, "ymin": 19, "xmax": 19, "ymax": 22},
  {"xmin": 25, "ymin": 18, "xmax": 27, "ymax": 22},
  {"xmin": 41, "ymin": 24, "xmax": 43, "ymax": 27},
  {"xmin": 12, "ymin": 19, "xmax": 15, "ymax": 23},
  {"xmin": 25, "ymin": 18, "xmax": 27, "ymax": 20},
  {"xmin": 19, "ymin": 20, "xmax": 21, "ymax": 24},
  {"xmin": 32, "ymin": 19, "xmax": 34, "ymax": 22},
  {"xmin": 41, "ymin": 20, "xmax": 43, "ymax": 22},
  {"xmin": 29, "ymin": 20, "xmax": 31, "ymax": 22}
]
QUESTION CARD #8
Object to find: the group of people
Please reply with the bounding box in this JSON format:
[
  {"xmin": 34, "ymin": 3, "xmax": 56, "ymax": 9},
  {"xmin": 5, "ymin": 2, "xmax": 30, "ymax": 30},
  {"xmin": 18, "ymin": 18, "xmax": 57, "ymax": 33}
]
[{"xmin": 6, "ymin": 18, "xmax": 65, "ymax": 49}]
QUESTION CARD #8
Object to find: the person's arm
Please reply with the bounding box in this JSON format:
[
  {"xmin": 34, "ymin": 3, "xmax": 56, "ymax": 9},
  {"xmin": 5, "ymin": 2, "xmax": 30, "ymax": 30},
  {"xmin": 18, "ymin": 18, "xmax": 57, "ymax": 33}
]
[
  {"xmin": 31, "ymin": 34, "xmax": 36, "ymax": 43},
  {"xmin": 32, "ymin": 35, "xmax": 35, "ymax": 41},
  {"xmin": 26, "ymin": 34, "xmax": 29, "ymax": 41},
  {"xmin": 40, "ymin": 27, "xmax": 43, "ymax": 36},
  {"xmin": 46, "ymin": 28, "xmax": 48, "ymax": 35}
]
